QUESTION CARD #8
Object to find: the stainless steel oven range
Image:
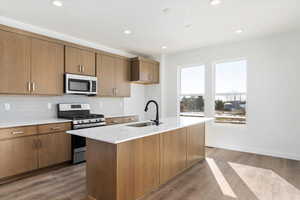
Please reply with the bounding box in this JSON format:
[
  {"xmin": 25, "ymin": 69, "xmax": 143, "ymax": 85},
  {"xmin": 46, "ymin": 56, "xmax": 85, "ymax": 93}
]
[{"xmin": 58, "ymin": 103, "xmax": 106, "ymax": 164}]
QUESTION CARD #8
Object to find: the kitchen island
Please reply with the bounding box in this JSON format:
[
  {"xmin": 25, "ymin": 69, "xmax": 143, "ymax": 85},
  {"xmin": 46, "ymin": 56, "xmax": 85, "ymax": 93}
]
[{"xmin": 67, "ymin": 117, "xmax": 212, "ymax": 200}]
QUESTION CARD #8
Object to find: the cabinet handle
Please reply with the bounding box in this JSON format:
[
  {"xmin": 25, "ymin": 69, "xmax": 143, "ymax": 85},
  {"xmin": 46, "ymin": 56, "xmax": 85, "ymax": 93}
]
[
  {"xmin": 78, "ymin": 65, "xmax": 82, "ymax": 72},
  {"xmin": 27, "ymin": 81, "xmax": 31, "ymax": 92},
  {"xmin": 115, "ymin": 88, "xmax": 118, "ymax": 96},
  {"xmin": 32, "ymin": 82, "xmax": 36, "ymax": 92},
  {"xmin": 11, "ymin": 131, "xmax": 24, "ymax": 135},
  {"xmin": 51, "ymin": 127, "xmax": 61, "ymax": 130},
  {"xmin": 82, "ymin": 65, "xmax": 85, "ymax": 72}
]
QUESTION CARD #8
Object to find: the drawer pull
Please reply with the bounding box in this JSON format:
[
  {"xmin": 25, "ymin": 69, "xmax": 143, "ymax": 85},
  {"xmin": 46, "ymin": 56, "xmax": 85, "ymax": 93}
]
[
  {"xmin": 51, "ymin": 127, "xmax": 61, "ymax": 130},
  {"xmin": 11, "ymin": 131, "xmax": 24, "ymax": 135}
]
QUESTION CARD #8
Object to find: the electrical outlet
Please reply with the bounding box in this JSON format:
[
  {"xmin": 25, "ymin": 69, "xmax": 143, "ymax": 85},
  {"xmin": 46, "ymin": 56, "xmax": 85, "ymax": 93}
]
[
  {"xmin": 4, "ymin": 103, "xmax": 10, "ymax": 111},
  {"xmin": 47, "ymin": 103, "xmax": 52, "ymax": 110}
]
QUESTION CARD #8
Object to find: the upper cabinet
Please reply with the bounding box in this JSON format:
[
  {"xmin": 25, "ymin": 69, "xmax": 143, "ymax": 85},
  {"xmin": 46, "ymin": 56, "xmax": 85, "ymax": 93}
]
[
  {"xmin": 131, "ymin": 57, "xmax": 159, "ymax": 84},
  {"xmin": 65, "ymin": 46, "xmax": 96, "ymax": 76},
  {"xmin": 31, "ymin": 39, "xmax": 64, "ymax": 95},
  {"xmin": 97, "ymin": 54, "xmax": 131, "ymax": 97},
  {"xmin": 0, "ymin": 30, "xmax": 31, "ymax": 94},
  {"xmin": 0, "ymin": 30, "xmax": 64, "ymax": 95}
]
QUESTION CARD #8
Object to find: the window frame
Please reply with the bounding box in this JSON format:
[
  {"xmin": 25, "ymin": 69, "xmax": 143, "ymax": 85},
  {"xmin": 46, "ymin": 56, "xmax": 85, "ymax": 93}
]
[
  {"xmin": 212, "ymin": 58, "xmax": 248, "ymax": 125},
  {"xmin": 177, "ymin": 64, "xmax": 206, "ymax": 117}
]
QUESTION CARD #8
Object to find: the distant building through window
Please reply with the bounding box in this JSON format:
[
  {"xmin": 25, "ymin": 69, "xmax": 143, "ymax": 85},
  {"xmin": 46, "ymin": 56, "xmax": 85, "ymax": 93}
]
[
  {"xmin": 215, "ymin": 60, "xmax": 247, "ymax": 124},
  {"xmin": 179, "ymin": 65, "xmax": 205, "ymax": 117}
]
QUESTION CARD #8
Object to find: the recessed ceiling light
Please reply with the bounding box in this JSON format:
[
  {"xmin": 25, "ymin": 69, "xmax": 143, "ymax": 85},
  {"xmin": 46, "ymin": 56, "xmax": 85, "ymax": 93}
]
[
  {"xmin": 235, "ymin": 29, "xmax": 243, "ymax": 34},
  {"xmin": 161, "ymin": 46, "xmax": 167, "ymax": 49},
  {"xmin": 210, "ymin": 0, "xmax": 222, "ymax": 6},
  {"xmin": 162, "ymin": 8, "xmax": 171, "ymax": 15},
  {"xmin": 123, "ymin": 30, "xmax": 132, "ymax": 35},
  {"xmin": 185, "ymin": 24, "xmax": 192, "ymax": 28},
  {"xmin": 52, "ymin": 0, "xmax": 63, "ymax": 7}
]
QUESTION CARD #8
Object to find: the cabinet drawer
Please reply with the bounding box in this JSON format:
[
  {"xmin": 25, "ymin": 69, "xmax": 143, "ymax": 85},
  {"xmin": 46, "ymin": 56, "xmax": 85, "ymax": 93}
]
[
  {"xmin": 38, "ymin": 123, "xmax": 71, "ymax": 134},
  {"xmin": 0, "ymin": 126, "xmax": 38, "ymax": 141}
]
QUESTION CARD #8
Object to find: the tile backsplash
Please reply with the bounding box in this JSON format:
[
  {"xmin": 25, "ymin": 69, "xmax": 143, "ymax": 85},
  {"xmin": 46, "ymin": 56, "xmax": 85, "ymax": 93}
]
[
  {"xmin": 0, "ymin": 95, "xmax": 125, "ymax": 121},
  {"xmin": 0, "ymin": 84, "xmax": 147, "ymax": 122}
]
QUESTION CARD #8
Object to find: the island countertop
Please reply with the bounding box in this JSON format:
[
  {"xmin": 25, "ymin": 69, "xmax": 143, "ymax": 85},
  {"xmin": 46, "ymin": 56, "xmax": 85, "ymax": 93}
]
[{"xmin": 67, "ymin": 116, "xmax": 212, "ymax": 144}]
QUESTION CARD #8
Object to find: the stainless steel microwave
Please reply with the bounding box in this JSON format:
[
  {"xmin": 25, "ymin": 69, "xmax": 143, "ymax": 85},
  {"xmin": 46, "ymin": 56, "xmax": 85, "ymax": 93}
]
[{"xmin": 65, "ymin": 74, "xmax": 97, "ymax": 96}]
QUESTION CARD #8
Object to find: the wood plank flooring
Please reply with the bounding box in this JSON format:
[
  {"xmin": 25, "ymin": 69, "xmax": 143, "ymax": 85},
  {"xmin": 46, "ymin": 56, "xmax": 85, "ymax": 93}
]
[{"xmin": 1, "ymin": 148, "xmax": 300, "ymax": 200}]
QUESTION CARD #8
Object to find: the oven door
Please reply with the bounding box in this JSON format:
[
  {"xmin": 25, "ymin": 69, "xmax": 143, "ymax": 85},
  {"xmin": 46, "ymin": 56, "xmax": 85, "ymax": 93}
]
[{"xmin": 65, "ymin": 74, "xmax": 95, "ymax": 95}]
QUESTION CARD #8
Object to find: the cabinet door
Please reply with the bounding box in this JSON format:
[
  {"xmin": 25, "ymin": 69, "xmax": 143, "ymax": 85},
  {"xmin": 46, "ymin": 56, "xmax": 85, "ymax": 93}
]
[
  {"xmin": 97, "ymin": 54, "xmax": 115, "ymax": 96},
  {"xmin": 115, "ymin": 58, "xmax": 131, "ymax": 97},
  {"xmin": 187, "ymin": 123, "xmax": 205, "ymax": 167},
  {"xmin": 65, "ymin": 46, "xmax": 95, "ymax": 76},
  {"xmin": 117, "ymin": 134, "xmax": 160, "ymax": 200},
  {"xmin": 31, "ymin": 39, "xmax": 64, "ymax": 95},
  {"xmin": 0, "ymin": 136, "xmax": 38, "ymax": 179},
  {"xmin": 139, "ymin": 61, "xmax": 151, "ymax": 82},
  {"xmin": 0, "ymin": 30, "xmax": 31, "ymax": 94},
  {"xmin": 151, "ymin": 62, "xmax": 159, "ymax": 84},
  {"xmin": 160, "ymin": 128, "xmax": 187, "ymax": 184},
  {"xmin": 38, "ymin": 132, "xmax": 71, "ymax": 168}
]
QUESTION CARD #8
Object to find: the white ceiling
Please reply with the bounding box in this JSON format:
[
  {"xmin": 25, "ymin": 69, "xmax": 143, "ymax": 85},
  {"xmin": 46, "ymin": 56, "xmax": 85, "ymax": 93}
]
[{"xmin": 0, "ymin": 0, "xmax": 299, "ymax": 57}]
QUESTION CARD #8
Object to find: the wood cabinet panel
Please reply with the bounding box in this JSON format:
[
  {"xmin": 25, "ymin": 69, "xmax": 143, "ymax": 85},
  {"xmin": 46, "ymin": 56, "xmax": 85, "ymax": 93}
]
[
  {"xmin": 97, "ymin": 54, "xmax": 131, "ymax": 97},
  {"xmin": 0, "ymin": 136, "xmax": 38, "ymax": 179},
  {"xmin": 0, "ymin": 30, "xmax": 31, "ymax": 94},
  {"xmin": 115, "ymin": 58, "xmax": 131, "ymax": 97},
  {"xmin": 0, "ymin": 126, "xmax": 38, "ymax": 141},
  {"xmin": 97, "ymin": 54, "xmax": 115, "ymax": 96},
  {"xmin": 117, "ymin": 134, "xmax": 160, "ymax": 200},
  {"xmin": 65, "ymin": 46, "xmax": 95, "ymax": 76},
  {"xmin": 160, "ymin": 128, "xmax": 187, "ymax": 184},
  {"xmin": 187, "ymin": 123, "xmax": 205, "ymax": 167},
  {"xmin": 38, "ymin": 122, "xmax": 71, "ymax": 135},
  {"xmin": 31, "ymin": 39, "xmax": 64, "ymax": 95},
  {"xmin": 38, "ymin": 132, "xmax": 71, "ymax": 168},
  {"xmin": 86, "ymin": 139, "xmax": 117, "ymax": 200},
  {"xmin": 130, "ymin": 57, "xmax": 159, "ymax": 84},
  {"xmin": 151, "ymin": 62, "xmax": 159, "ymax": 84}
]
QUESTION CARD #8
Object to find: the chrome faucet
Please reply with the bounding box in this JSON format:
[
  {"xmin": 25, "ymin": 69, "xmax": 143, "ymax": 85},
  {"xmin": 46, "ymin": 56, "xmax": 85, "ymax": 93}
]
[{"xmin": 144, "ymin": 100, "xmax": 160, "ymax": 126}]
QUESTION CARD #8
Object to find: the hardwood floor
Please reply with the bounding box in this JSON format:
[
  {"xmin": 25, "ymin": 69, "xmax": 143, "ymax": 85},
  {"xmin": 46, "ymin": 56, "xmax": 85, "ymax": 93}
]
[{"xmin": 1, "ymin": 148, "xmax": 300, "ymax": 200}]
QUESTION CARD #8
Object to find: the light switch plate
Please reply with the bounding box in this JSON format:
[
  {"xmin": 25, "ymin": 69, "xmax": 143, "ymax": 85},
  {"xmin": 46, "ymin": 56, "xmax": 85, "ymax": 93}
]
[
  {"xmin": 99, "ymin": 102, "xmax": 103, "ymax": 108},
  {"xmin": 4, "ymin": 103, "xmax": 10, "ymax": 111}
]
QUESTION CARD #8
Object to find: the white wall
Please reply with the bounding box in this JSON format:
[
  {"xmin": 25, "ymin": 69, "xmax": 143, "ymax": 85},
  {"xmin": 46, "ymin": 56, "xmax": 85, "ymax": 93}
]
[{"xmin": 162, "ymin": 30, "xmax": 300, "ymax": 161}]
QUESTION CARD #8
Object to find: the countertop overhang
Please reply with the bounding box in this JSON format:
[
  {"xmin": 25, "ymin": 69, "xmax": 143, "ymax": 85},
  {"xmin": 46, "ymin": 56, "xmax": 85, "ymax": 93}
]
[{"xmin": 67, "ymin": 116, "xmax": 213, "ymax": 144}]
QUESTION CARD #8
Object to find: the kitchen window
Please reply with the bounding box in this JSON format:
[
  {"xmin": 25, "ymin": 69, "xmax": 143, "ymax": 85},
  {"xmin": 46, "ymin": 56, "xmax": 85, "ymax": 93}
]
[
  {"xmin": 214, "ymin": 60, "xmax": 247, "ymax": 124},
  {"xmin": 179, "ymin": 65, "xmax": 205, "ymax": 117}
]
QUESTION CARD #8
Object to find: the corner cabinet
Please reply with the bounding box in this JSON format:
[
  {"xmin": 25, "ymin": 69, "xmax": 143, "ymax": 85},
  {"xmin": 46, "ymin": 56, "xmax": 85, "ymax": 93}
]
[
  {"xmin": 65, "ymin": 46, "xmax": 96, "ymax": 76},
  {"xmin": 0, "ymin": 30, "xmax": 64, "ymax": 95},
  {"xmin": 97, "ymin": 54, "xmax": 131, "ymax": 97},
  {"xmin": 131, "ymin": 57, "xmax": 159, "ymax": 84}
]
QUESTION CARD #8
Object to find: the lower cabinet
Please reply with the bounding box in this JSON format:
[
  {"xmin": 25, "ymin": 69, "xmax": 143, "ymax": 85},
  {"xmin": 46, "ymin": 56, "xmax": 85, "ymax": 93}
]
[
  {"xmin": 38, "ymin": 132, "xmax": 71, "ymax": 168},
  {"xmin": 117, "ymin": 134, "xmax": 160, "ymax": 200},
  {"xmin": 160, "ymin": 128, "xmax": 187, "ymax": 184},
  {"xmin": 0, "ymin": 136, "xmax": 38, "ymax": 179},
  {"xmin": 0, "ymin": 123, "xmax": 71, "ymax": 180},
  {"xmin": 187, "ymin": 123, "xmax": 205, "ymax": 167}
]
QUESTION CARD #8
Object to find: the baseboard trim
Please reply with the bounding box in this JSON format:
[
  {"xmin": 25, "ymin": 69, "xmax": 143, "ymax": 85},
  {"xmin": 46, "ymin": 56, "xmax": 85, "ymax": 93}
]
[{"xmin": 207, "ymin": 144, "xmax": 300, "ymax": 161}]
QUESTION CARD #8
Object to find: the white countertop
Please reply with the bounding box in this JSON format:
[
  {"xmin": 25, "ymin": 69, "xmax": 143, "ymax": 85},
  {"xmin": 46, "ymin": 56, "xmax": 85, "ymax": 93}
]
[
  {"xmin": 0, "ymin": 119, "xmax": 72, "ymax": 129},
  {"xmin": 67, "ymin": 117, "xmax": 213, "ymax": 144}
]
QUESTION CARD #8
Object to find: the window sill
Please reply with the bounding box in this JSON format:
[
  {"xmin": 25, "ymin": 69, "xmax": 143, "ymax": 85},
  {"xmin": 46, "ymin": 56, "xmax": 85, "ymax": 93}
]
[{"xmin": 180, "ymin": 113, "xmax": 205, "ymax": 118}]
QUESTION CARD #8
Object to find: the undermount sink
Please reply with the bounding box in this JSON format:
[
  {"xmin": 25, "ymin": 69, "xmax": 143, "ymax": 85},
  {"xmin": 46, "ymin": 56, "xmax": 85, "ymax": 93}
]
[{"xmin": 126, "ymin": 121, "xmax": 162, "ymax": 127}]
